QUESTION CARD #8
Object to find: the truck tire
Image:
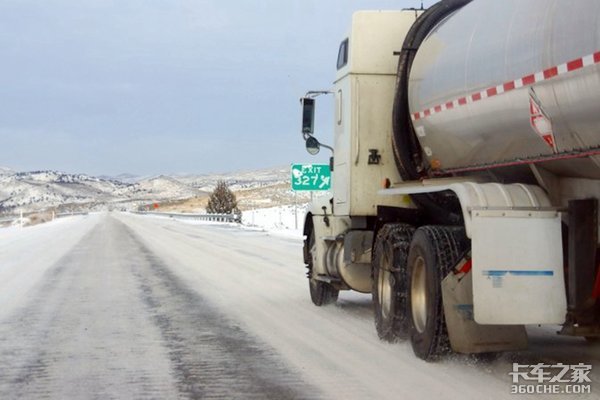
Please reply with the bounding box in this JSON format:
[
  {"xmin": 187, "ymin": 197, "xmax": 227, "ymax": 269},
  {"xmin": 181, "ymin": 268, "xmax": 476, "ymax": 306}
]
[
  {"xmin": 407, "ymin": 225, "xmax": 468, "ymax": 360},
  {"xmin": 307, "ymin": 228, "xmax": 339, "ymax": 306},
  {"xmin": 372, "ymin": 223, "xmax": 415, "ymax": 341}
]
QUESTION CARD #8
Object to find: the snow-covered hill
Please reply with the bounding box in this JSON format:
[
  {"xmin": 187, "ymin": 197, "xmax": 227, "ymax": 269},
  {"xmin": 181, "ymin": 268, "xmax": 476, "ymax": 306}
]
[
  {"xmin": 0, "ymin": 166, "xmax": 307, "ymax": 214},
  {"xmin": 0, "ymin": 171, "xmax": 132, "ymax": 213},
  {"xmin": 173, "ymin": 166, "xmax": 291, "ymax": 192},
  {"xmin": 133, "ymin": 175, "xmax": 202, "ymax": 199},
  {"xmin": 0, "ymin": 167, "xmax": 15, "ymax": 176}
]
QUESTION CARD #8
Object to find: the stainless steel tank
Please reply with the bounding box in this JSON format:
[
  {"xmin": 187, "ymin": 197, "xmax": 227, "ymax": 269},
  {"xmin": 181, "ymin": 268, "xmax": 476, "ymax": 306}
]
[{"xmin": 409, "ymin": 0, "xmax": 600, "ymax": 179}]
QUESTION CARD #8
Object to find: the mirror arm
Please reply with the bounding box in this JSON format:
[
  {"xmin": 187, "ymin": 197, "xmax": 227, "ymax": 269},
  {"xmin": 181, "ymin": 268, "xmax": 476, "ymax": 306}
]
[
  {"xmin": 319, "ymin": 143, "xmax": 334, "ymax": 153},
  {"xmin": 304, "ymin": 90, "xmax": 333, "ymax": 99}
]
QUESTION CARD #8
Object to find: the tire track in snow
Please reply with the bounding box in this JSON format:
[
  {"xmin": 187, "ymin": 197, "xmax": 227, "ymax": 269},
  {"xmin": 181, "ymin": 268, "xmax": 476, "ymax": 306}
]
[
  {"xmin": 0, "ymin": 218, "xmax": 180, "ymax": 399},
  {"xmin": 0, "ymin": 216, "xmax": 320, "ymax": 399},
  {"xmin": 120, "ymin": 219, "xmax": 321, "ymax": 399},
  {"xmin": 0, "ymin": 232, "xmax": 89, "ymax": 399}
]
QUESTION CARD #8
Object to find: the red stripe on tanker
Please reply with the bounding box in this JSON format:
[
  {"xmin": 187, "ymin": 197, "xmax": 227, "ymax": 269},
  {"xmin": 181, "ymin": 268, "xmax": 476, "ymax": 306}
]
[{"xmin": 411, "ymin": 52, "xmax": 600, "ymax": 122}]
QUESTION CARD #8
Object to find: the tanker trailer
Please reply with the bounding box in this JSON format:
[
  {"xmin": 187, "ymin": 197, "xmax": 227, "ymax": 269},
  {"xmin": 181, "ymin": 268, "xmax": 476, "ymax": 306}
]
[{"xmin": 299, "ymin": 0, "xmax": 600, "ymax": 360}]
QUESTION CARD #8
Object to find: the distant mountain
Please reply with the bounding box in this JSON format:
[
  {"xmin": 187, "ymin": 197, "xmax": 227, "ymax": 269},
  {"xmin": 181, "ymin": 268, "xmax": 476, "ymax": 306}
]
[
  {"xmin": 98, "ymin": 173, "xmax": 144, "ymax": 184},
  {"xmin": 0, "ymin": 166, "xmax": 302, "ymax": 214},
  {"xmin": 175, "ymin": 166, "xmax": 290, "ymax": 192},
  {"xmin": 0, "ymin": 167, "xmax": 14, "ymax": 175},
  {"xmin": 0, "ymin": 170, "xmax": 131, "ymax": 213},
  {"xmin": 134, "ymin": 175, "xmax": 201, "ymax": 199}
]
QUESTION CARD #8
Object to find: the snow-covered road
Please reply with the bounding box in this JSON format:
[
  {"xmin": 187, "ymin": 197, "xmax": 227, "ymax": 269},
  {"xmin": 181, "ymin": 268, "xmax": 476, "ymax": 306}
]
[{"xmin": 0, "ymin": 213, "xmax": 598, "ymax": 399}]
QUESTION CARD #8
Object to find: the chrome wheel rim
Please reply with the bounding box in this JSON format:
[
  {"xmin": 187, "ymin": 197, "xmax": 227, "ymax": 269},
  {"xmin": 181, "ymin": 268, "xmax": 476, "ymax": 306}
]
[
  {"xmin": 378, "ymin": 246, "xmax": 394, "ymax": 319},
  {"xmin": 411, "ymin": 255, "xmax": 427, "ymax": 333}
]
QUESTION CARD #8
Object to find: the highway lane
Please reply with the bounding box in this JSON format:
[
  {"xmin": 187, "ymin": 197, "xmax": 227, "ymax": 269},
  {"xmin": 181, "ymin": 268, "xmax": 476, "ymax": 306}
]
[
  {"xmin": 0, "ymin": 215, "xmax": 314, "ymax": 399},
  {"xmin": 0, "ymin": 212, "xmax": 598, "ymax": 400}
]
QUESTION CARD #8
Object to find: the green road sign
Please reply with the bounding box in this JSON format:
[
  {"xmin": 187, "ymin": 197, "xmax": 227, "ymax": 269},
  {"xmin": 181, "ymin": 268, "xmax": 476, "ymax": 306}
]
[{"xmin": 291, "ymin": 164, "xmax": 331, "ymax": 191}]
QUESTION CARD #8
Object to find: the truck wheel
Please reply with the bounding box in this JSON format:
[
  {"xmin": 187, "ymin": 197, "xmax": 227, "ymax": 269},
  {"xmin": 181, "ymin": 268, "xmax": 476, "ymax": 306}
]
[
  {"xmin": 372, "ymin": 223, "xmax": 415, "ymax": 341},
  {"xmin": 407, "ymin": 226, "xmax": 468, "ymax": 360},
  {"xmin": 307, "ymin": 228, "xmax": 339, "ymax": 306}
]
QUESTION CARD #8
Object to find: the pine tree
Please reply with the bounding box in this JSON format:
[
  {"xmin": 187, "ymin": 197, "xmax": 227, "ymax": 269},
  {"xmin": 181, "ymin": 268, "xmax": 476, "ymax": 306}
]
[{"xmin": 206, "ymin": 180, "xmax": 240, "ymax": 214}]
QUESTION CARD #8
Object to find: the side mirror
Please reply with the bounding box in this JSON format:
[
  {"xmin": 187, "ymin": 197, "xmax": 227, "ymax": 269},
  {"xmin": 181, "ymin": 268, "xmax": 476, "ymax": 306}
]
[
  {"xmin": 306, "ymin": 136, "xmax": 321, "ymax": 155},
  {"xmin": 301, "ymin": 97, "xmax": 315, "ymax": 135}
]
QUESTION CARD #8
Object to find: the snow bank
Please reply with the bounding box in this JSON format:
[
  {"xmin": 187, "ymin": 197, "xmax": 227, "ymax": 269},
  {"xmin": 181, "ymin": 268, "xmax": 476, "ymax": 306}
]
[
  {"xmin": 242, "ymin": 204, "xmax": 308, "ymax": 238},
  {"xmin": 132, "ymin": 203, "xmax": 310, "ymax": 239}
]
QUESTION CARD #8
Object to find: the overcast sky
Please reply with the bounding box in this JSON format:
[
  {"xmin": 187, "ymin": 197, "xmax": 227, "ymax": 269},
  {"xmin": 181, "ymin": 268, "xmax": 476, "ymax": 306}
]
[{"xmin": 0, "ymin": 0, "xmax": 432, "ymax": 176}]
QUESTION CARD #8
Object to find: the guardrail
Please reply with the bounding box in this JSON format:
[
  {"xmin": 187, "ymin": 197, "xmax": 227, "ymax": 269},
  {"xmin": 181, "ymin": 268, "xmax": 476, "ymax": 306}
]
[
  {"xmin": 0, "ymin": 211, "xmax": 90, "ymax": 225},
  {"xmin": 133, "ymin": 211, "xmax": 241, "ymax": 223},
  {"xmin": 0, "ymin": 216, "xmax": 18, "ymax": 224},
  {"xmin": 56, "ymin": 212, "xmax": 89, "ymax": 218}
]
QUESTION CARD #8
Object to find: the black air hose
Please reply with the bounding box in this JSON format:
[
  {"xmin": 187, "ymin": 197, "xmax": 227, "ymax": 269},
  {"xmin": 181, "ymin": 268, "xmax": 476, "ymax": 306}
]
[{"xmin": 392, "ymin": 0, "xmax": 472, "ymax": 225}]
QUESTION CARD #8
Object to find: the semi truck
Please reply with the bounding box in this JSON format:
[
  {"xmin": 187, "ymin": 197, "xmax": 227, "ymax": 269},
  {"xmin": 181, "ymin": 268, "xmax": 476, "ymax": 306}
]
[{"xmin": 299, "ymin": 0, "xmax": 600, "ymax": 360}]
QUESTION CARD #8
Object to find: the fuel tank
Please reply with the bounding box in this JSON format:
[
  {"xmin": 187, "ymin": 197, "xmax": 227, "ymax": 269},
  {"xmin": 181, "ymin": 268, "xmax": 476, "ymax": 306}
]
[{"xmin": 409, "ymin": 0, "xmax": 600, "ymax": 179}]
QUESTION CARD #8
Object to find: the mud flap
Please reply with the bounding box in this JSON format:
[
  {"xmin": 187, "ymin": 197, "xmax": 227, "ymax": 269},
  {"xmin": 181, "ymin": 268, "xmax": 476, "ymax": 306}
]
[
  {"xmin": 442, "ymin": 272, "xmax": 528, "ymax": 354},
  {"xmin": 471, "ymin": 210, "xmax": 566, "ymax": 324}
]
